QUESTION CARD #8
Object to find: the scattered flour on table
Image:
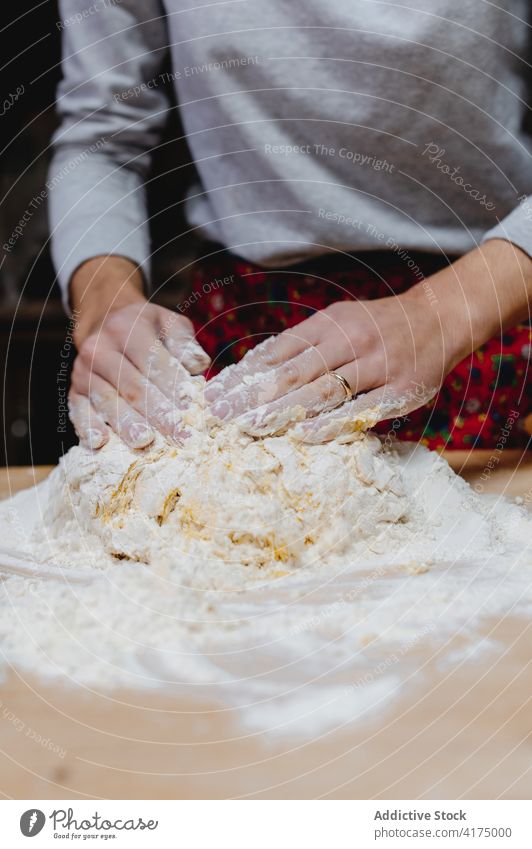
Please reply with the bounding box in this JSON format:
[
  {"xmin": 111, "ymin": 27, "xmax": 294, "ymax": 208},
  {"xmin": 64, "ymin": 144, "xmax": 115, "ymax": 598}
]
[{"xmin": 1, "ymin": 376, "xmax": 532, "ymax": 737}]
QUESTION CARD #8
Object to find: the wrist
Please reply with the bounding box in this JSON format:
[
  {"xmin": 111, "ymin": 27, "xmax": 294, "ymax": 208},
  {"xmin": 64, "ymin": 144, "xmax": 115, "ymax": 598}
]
[
  {"xmin": 70, "ymin": 256, "xmax": 146, "ymax": 344},
  {"xmin": 400, "ymin": 274, "xmax": 469, "ymax": 373},
  {"xmin": 404, "ymin": 240, "xmax": 532, "ymax": 368}
]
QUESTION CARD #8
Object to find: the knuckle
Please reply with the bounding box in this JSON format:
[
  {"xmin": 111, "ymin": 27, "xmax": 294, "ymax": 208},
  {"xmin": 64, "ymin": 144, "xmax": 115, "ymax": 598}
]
[
  {"xmin": 89, "ymin": 383, "xmax": 113, "ymax": 407},
  {"xmin": 122, "ymin": 384, "xmax": 140, "ymax": 405},
  {"xmin": 355, "ymin": 332, "xmax": 373, "ymax": 353},
  {"xmin": 281, "ymin": 360, "xmax": 301, "ymax": 389},
  {"xmin": 70, "ymin": 374, "xmax": 83, "ymax": 395},
  {"xmin": 78, "ymin": 335, "xmax": 98, "ymax": 363},
  {"xmin": 71, "ymin": 356, "xmax": 84, "ymax": 380},
  {"xmin": 254, "ymin": 336, "xmax": 278, "ymax": 367},
  {"xmin": 174, "ymin": 314, "xmax": 193, "ymax": 333},
  {"xmin": 320, "ymin": 375, "xmax": 339, "ymax": 404},
  {"xmin": 92, "ymin": 394, "xmax": 112, "ymax": 413},
  {"xmin": 260, "ymin": 351, "xmax": 277, "ymax": 368},
  {"xmin": 105, "ymin": 310, "xmax": 128, "ymax": 336},
  {"xmin": 323, "ymin": 302, "xmax": 343, "ymax": 320},
  {"xmin": 335, "ymin": 336, "xmax": 356, "ymax": 361},
  {"xmin": 67, "ymin": 398, "xmax": 80, "ymax": 420}
]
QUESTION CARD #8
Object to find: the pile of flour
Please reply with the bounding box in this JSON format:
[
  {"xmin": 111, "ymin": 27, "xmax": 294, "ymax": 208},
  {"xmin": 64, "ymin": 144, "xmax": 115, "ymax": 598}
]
[{"xmin": 1, "ymin": 378, "xmax": 532, "ymax": 736}]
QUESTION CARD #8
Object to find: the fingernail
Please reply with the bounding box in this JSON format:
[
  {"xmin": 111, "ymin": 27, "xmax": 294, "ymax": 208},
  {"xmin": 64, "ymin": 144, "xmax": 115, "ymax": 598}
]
[
  {"xmin": 171, "ymin": 426, "xmax": 190, "ymax": 444},
  {"xmin": 203, "ymin": 383, "xmax": 220, "ymax": 402},
  {"xmin": 204, "ymin": 376, "xmax": 228, "ymax": 402},
  {"xmin": 174, "ymin": 383, "xmax": 194, "ymax": 409},
  {"xmin": 235, "ymin": 410, "xmax": 258, "ymax": 430},
  {"xmin": 154, "ymin": 401, "xmax": 181, "ymax": 432},
  {"xmin": 82, "ymin": 428, "xmax": 108, "ymax": 450},
  {"xmin": 188, "ymin": 340, "xmax": 211, "ymax": 363},
  {"xmin": 209, "ymin": 399, "xmax": 233, "ymax": 421},
  {"xmin": 182, "ymin": 341, "xmax": 211, "ymax": 374},
  {"xmin": 128, "ymin": 423, "xmax": 155, "ymax": 449},
  {"xmin": 291, "ymin": 427, "xmax": 317, "ymax": 444}
]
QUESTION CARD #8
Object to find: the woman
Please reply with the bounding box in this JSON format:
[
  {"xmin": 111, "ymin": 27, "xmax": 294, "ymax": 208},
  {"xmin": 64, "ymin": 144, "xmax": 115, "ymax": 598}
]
[{"xmin": 49, "ymin": 1, "xmax": 532, "ymax": 449}]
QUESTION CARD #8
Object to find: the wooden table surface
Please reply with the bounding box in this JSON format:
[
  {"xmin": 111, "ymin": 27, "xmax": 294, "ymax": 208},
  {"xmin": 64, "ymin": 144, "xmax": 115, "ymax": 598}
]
[{"xmin": 1, "ymin": 452, "xmax": 531, "ymax": 800}]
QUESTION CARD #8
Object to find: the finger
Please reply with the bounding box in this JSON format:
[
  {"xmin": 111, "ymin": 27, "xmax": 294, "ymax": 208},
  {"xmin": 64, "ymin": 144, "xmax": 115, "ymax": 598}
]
[
  {"xmin": 209, "ymin": 340, "xmax": 348, "ymax": 421},
  {"xmin": 77, "ymin": 351, "xmax": 186, "ymax": 438},
  {"xmin": 90, "ymin": 349, "xmax": 188, "ymax": 420},
  {"xmin": 158, "ymin": 312, "xmax": 211, "ymax": 375},
  {"xmin": 85, "ymin": 373, "xmax": 154, "ymax": 448},
  {"xmin": 291, "ymin": 388, "xmax": 399, "ymax": 443},
  {"xmin": 88, "ymin": 372, "xmax": 186, "ymax": 444},
  {"xmin": 235, "ymin": 371, "xmax": 348, "ymax": 436},
  {"xmin": 234, "ymin": 358, "xmax": 383, "ymax": 436},
  {"xmin": 117, "ymin": 316, "xmax": 194, "ymax": 404},
  {"xmin": 68, "ymin": 391, "xmax": 109, "ymax": 450},
  {"xmin": 205, "ymin": 315, "xmax": 324, "ymax": 403}
]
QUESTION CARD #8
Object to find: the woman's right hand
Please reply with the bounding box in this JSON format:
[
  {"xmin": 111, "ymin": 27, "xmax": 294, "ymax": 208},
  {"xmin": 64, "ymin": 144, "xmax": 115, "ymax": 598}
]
[{"xmin": 68, "ymin": 256, "xmax": 210, "ymax": 450}]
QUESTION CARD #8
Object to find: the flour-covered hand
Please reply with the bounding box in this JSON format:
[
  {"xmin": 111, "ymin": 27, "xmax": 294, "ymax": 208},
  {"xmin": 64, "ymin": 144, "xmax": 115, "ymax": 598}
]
[
  {"xmin": 70, "ymin": 301, "xmax": 210, "ymax": 449},
  {"xmin": 205, "ymin": 281, "xmax": 466, "ymax": 441},
  {"xmin": 68, "ymin": 258, "xmax": 210, "ymax": 450}
]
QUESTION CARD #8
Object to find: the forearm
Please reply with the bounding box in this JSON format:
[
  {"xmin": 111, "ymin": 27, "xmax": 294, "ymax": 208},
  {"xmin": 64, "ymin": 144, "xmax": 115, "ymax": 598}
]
[
  {"xmin": 71, "ymin": 256, "xmax": 146, "ymax": 346},
  {"xmin": 405, "ymin": 239, "xmax": 532, "ymax": 368}
]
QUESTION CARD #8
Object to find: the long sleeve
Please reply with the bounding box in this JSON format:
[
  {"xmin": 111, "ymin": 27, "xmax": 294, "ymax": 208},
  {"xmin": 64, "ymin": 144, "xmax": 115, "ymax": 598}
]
[
  {"xmin": 482, "ymin": 195, "xmax": 532, "ymax": 259},
  {"xmin": 48, "ymin": 0, "xmax": 170, "ymax": 305}
]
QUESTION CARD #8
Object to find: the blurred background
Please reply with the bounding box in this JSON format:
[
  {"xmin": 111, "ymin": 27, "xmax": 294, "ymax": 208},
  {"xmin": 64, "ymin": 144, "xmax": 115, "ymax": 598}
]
[{"xmin": 1, "ymin": 3, "xmax": 198, "ymax": 465}]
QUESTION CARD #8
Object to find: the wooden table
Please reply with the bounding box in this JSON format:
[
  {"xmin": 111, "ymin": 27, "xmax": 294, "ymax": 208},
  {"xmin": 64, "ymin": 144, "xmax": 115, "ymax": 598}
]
[{"xmin": 1, "ymin": 453, "xmax": 531, "ymax": 800}]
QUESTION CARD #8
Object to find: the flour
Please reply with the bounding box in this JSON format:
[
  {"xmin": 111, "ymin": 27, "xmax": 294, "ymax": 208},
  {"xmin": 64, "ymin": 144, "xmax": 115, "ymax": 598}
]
[{"xmin": 1, "ymin": 376, "xmax": 532, "ymax": 737}]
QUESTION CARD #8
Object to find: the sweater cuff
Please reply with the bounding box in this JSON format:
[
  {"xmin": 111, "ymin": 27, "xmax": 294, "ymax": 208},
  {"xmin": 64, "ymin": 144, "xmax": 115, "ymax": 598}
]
[{"xmin": 482, "ymin": 195, "xmax": 532, "ymax": 260}]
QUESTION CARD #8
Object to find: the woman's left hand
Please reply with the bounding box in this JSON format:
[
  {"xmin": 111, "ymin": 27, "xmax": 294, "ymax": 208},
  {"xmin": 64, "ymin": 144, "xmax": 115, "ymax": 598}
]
[{"xmin": 205, "ymin": 278, "xmax": 465, "ymax": 442}]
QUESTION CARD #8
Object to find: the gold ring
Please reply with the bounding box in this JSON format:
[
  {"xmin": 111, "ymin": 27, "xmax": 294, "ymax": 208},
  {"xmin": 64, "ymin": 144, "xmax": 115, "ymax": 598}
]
[{"xmin": 330, "ymin": 371, "xmax": 352, "ymax": 402}]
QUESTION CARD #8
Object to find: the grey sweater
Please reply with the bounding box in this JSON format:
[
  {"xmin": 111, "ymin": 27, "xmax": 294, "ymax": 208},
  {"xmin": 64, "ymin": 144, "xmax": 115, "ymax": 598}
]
[{"xmin": 49, "ymin": 0, "xmax": 532, "ymax": 299}]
